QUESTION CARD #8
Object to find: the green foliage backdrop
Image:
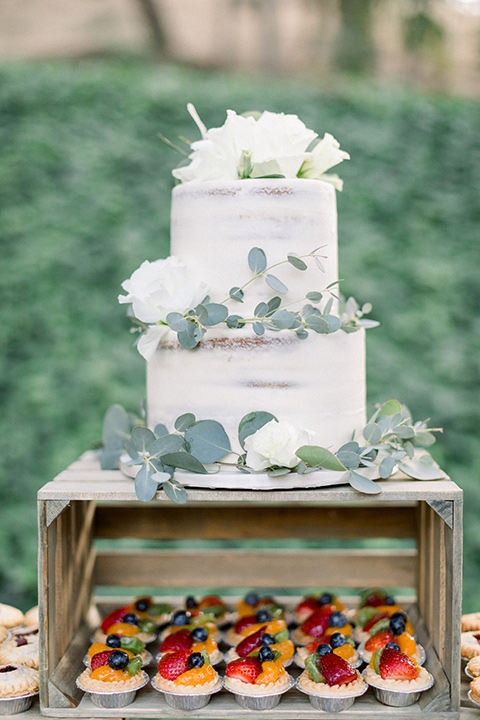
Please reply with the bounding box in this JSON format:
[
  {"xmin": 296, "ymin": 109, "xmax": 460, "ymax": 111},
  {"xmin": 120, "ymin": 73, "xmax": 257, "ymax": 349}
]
[{"xmin": 1, "ymin": 61, "xmax": 479, "ymax": 609}]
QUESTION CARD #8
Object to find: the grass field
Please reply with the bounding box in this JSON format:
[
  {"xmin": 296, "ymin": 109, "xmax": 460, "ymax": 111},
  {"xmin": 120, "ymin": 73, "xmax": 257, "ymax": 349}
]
[{"xmin": 1, "ymin": 59, "xmax": 479, "ymax": 610}]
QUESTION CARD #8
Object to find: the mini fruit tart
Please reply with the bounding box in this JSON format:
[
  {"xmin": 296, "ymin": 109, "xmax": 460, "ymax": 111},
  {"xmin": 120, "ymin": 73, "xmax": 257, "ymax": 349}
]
[
  {"xmin": 224, "ymin": 646, "xmax": 291, "ymax": 695},
  {"xmin": 224, "ymin": 606, "xmax": 283, "ymax": 646},
  {"xmin": 294, "ymin": 592, "xmax": 345, "ymax": 624},
  {"xmin": 76, "ymin": 650, "xmax": 148, "ymax": 707},
  {"xmin": 358, "ymin": 613, "xmax": 424, "ymax": 664},
  {"xmin": 470, "ymin": 676, "xmax": 480, "ymax": 704},
  {"xmin": 297, "ymin": 647, "xmax": 366, "ymax": 712},
  {"xmin": 295, "ymin": 633, "xmax": 360, "ymax": 668},
  {"xmin": 0, "ymin": 604, "xmax": 24, "ymax": 630},
  {"xmin": 461, "ymin": 631, "xmax": 480, "ymax": 659},
  {"xmin": 94, "ymin": 614, "xmax": 156, "ymax": 644},
  {"xmin": 364, "ymin": 647, "xmax": 433, "ymax": 706},
  {"xmin": 353, "ymin": 604, "xmax": 411, "ymax": 643},
  {"xmin": 85, "ymin": 634, "xmax": 151, "ymax": 668},
  {"xmin": 293, "ymin": 608, "xmax": 353, "ymax": 646},
  {"xmin": 157, "ymin": 626, "xmax": 222, "ymax": 665},
  {"xmin": 159, "ymin": 609, "xmax": 221, "ymax": 643},
  {"xmin": 128, "ymin": 597, "xmax": 171, "ymax": 624},
  {"xmin": 182, "ymin": 595, "xmax": 230, "ymax": 624},
  {"xmin": 0, "ymin": 664, "xmax": 39, "ymax": 698},
  {"xmin": 0, "ymin": 632, "xmax": 39, "ymax": 669},
  {"xmin": 462, "ymin": 612, "xmax": 480, "ymax": 633},
  {"xmin": 153, "ymin": 649, "xmax": 221, "ymax": 695},
  {"xmin": 466, "ymin": 656, "xmax": 480, "ymax": 679},
  {"xmin": 225, "ymin": 625, "xmax": 294, "ymax": 667},
  {"xmin": 235, "ymin": 593, "xmax": 285, "ymax": 621}
]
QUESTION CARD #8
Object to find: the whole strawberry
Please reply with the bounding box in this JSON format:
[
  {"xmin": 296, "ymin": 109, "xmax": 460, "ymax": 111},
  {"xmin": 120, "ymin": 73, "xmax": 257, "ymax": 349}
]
[
  {"xmin": 236, "ymin": 628, "xmax": 266, "ymax": 658},
  {"xmin": 90, "ymin": 650, "xmax": 114, "ymax": 670},
  {"xmin": 157, "ymin": 649, "xmax": 190, "ymax": 681},
  {"xmin": 225, "ymin": 657, "xmax": 262, "ymax": 684},
  {"xmin": 302, "ymin": 610, "xmax": 330, "ymax": 638},
  {"xmin": 100, "ymin": 606, "xmax": 130, "ymax": 633},
  {"xmin": 159, "ymin": 629, "xmax": 193, "ymax": 653},
  {"xmin": 319, "ymin": 653, "xmax": 357, "ymax": 687},
  {"xmin": 364, "ymin": 629, "xmax": 395, "ymax": 652},
  {"xmin": 234, "ymin": 614, "xmax": 257, "ymax": 634},
  {"xmin": 378, "ymin": 648, "xmax": 420, "ymax": 680}
]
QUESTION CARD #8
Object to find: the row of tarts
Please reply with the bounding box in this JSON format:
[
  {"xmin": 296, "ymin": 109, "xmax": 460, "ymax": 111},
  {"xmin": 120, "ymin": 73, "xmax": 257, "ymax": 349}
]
[{"xmin": 75, "ymin": 588, "xmax": 435, "ymax": 713}]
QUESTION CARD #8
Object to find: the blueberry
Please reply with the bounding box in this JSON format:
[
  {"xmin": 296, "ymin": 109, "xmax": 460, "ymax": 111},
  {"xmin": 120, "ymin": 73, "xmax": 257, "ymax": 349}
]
[
  {"xmin": 122, "ymin": 613, "xmax": 139, "ymax": 625},
  {"xmin": 106, "ymin": 634, "xmax": 121, "ymax": 648},
  {"xmin": 190, "ymin": 626, "xmax": 208, "ymax": 642},
  {"xmin": 258, "ymin": 646, "xmax": 275, "ymax": 663},
  {"xmin": 329, "ymin": 632, "xmax": 346, "ymax": 648},
  {"xmin": 389, "ymin": 617, "xmax": 406, "ymax": 635},
  {"xmin": 245, "ymin": 592, "xmax": 259, "ymax": 606},
  {"xmin": 384, "ymin": 596, "xmax": 396, "ymax": 606},
  {"xmin": 172, "ymin": 610, "xmax": 189, "ymax": 626},
  {"xmin": 261, "ymin": 633, "xmax": 275, "ymax": 646},
  {"xmin": 256, "ymin": 609, "xmax": 271, "ymax": 623},
  {"xmin": 185, "ymin": 595, "xmax": 197, "ymax": 609},
  {"xmin": 390, "ymin": 611, "xmax": 407, "ymax": 621},
  {"xmin": 329, "ymin": 611, "xmax": 347, "ymax": 628},
  {"xmin": 108, "ymin": 650, "xmax": 129, "ymax": 670},
  {"xmin": 187, "ymin": 652, "xmax": 205, "ymax": 669},
  {"xmin": 385, "ymin": 642, "xmax": 401, "ymax": 651},
  {"xmin": 135, "ymin": 598, "xmax": 150, "ymax": 612},
  {"xmin": 318, "ymin": 593, "xmax": 333, "ymax": 605},
  {"xmin": 315, "ymin": 643, "xmax": 332, "ymax": 656}
]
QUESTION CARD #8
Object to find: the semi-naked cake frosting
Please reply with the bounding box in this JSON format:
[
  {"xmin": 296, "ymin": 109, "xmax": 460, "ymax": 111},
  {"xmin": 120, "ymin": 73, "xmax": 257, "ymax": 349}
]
[{"xmin": 147, "ymin": 178, "xmax": 366, "ymax": 451}]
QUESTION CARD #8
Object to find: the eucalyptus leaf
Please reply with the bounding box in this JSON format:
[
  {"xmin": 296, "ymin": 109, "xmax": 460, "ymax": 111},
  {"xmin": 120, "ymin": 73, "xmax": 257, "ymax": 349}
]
[
  {"xmin": 414, "ymin": 430, "xmax": 436, "ymax": 447},
  {"xmin": 305, "ymin": 315, "xmax": 330, "ymax": 334},
  {"xmin": 398, "ymin": 460, "xmax": 447, "ymax": 480},
  {"xmin": 102, "ymin": 404, "xmax": 130, "ymax": 449},
  {"xmin": 266, "ymin": 296, "xmax": 282, "ymax": 315},
  {"xmin": 203, "ymin": 303, "xmax": 229, "ymax": 326},
  {"xmin": 131, "ymin": 425, "xmax": 156, "ymax": 454},
  {"xmin": 346, "ymin": 297, "xmax": 359, "ymax": 316},
  {"xmin": 185, "ymin": 420, "xmax": 231, "ymax": 463},
  {"xmin": 295, "ymin": 328, "xmax": 309, "ymax": 339},
  {"xmin": 306, "ymin": 291, "xmax": 323, "ymax": 303},
  {"xmin": 177, "ymin": 322, "xmax": 198, "ymax": 349},
  {"xmin": 238, "ymin": 411, "xmax": 277, "ymax": 449},
  {"xmin": 159, "ymin": 451, "xmax": 208, "ymax": 474},
  {"xmin": 254, "ymin": 302, "xmax": 268, "ymax": 317},
  {"xmin": 296, "ymin": 460, "xmax": 307, "ymax": 474},
  {"xmin": 135, "ymin": 463, "xmax": 159, "ymax": 502},
  {"xmin": 363, "ymin": 423, "xmax": 382, "ymax": 444},
  {"xmin": 295, "ymin": 445, "xmax": 346, "ymax": 471},
  {"xmin": 338, "ymin": 441, "xmax": 360, "ymax": 453},
  {"xmin": 392, "ymin": 424, "xmax": 415, "ymax": 439},
  {"xmin": 166, "ymin": 312, "xmax": 188, "ymax": 332},
  {"xmin": 153, "ymin": 423, "xmax": 169, "ymax": 438},
  {"xmin": 379, "ymin": 456, "xmax": 396, "ymax": 479},
  {"xmin": 229, "ymin": 286, "xmax": 244, "ymax": 302},
  {"xmin": 359, "ymin": 318, "xmax": 380, "ymax": 329},
  {"xmin": 100, "ymin": 448, "xmax": 122, "ymax": 470},
  {"xmin": 151, "ymin": 471, "xmax": 172, "ymax": 485},
  {"xmin": 324, "ymin": 297, "xmax": 333, "ymax": 315},
  {"xmin": 193, "ymin": 304, "xmax": 208, "ymax": 324},
  {"xmin": 253, "ymin": 321, "xmax": 265, "ymax": 336},
  {"xmin": 324, "ymin": 314, "xmax": 341, "ymax": 333},
  {"xmin": 348, "ymin": 470, "xmax": 382, "ymax": 495},
  {"xmin": 268, "ymin": 468, "xmax": 292, "ymax": 477},
  {"xmin": 226, "ymin": 315, "xmax": 245, "ymax": 329},
  {"xmin": 315, "ymin": 257, "xmax": 326, "ymax": 272},
  {"xmin": 193, "ymin": 326, "xmax": 206, "ymax": 343},
  {"xmin": 248, "ymin": 247, "xmax": 267, "ymax": 274},
  {"xmin": 175, "ymin": 413, "xmax": 196, "ymax": 432},
  {"xmin": 336, "ymin": 450, "xmax": 360, "ymax": 469},
  {"xmin": 362, "ymin": 302, "xmax": 373, "ymax": 314},
  {"xmin": 162, "ymin": 478, "xmax": 187, "ymax": 504},
  {"xmin": 287, "ymin": 254, "xmax": 307, "ymax": 271},
  {"xmin": 270, "ymin": 310, "xmax": 296, "ymax": 329},
  {"xmin": 265, "ymin": 274, "xmax": 288, "ymax": 294},
  {"xmin": 378, "ymin": 399, "xmax": 402, "ymax": 417},
  {"xmin": 149, "ymin": 433, "xmax": 184, "ymax": 457}
]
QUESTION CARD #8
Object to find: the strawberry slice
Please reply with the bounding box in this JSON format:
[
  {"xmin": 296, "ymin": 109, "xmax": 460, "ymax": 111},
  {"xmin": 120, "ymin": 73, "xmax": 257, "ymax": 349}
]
[
  {"xmin": 364, "ymin": 612, "xmax": 389, "ymax": 633},
  {"xmin": 157, "ymin": 649, "xmax": 190, "ymax": 681},
  {"xmin": 364, "ymin": 630, "xmax": 395, "ymax": 652},
  {"xmin": 91, "ymin": 650, "xmax": 114, "ymax": 670},
  {"xmin": 101, "ymin": 606, "xmax": 130, "ymax": 633},
  {"xmin": 234, "ymin": 614, "xmax": 257, "ymax": 633},
  {"xmin": 379, "ymin": 648, "xmax": 420, "ymax": 680},
  {"xmin": 225, "ymin": 657, "xmax": 262, "ymax": 684},
  {"xmin": 296, "ymin": 597, "xmax": 319, "ymax": 616},
  {"xmin": 301, "ymin": 610, "xmax": 330, "ymax": 638},
  {"xmin": 236, "ymin": 628, "xmax": 266, "ymax": 658},
  {"xmin": 159, "ymin": 629, "xmax": 192, "ymax": 653},
  {"xmin": 319, "ymin": 653, "xmax": 358, "ymax": 687}
]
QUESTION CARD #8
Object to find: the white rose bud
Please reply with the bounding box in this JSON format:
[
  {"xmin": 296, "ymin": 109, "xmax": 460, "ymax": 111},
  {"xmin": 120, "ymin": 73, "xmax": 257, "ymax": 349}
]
[{"xmin": 244, "ymin": 419, "xmax": 316, "ymax": 471}]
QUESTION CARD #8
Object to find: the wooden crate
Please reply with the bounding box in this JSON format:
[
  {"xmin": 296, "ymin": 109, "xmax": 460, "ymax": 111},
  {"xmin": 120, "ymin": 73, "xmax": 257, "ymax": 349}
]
[{"xmin": 37, "ymin": 452, "xmax": 463, "ymax": 720}]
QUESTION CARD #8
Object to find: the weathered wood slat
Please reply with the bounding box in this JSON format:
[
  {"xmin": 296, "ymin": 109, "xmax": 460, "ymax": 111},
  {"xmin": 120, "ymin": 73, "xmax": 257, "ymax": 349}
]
[
  {"xmin": 93, "ymin": 504, "xmax": 417, "ymax": 540},
  {"xmin": 93, "ymin": 548, "xmax": 417, "ymax": 588}
]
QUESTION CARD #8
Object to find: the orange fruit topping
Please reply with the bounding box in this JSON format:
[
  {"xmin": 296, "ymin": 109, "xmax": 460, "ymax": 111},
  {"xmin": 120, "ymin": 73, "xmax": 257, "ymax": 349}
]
[
  {"xmin": 88, "ymin": 643, "xmax": 109, "ymax": 659},
  {"xmin": 240, "ymin": 619, "xmax": 286, "ymax": 637},
  {"xmin": 325, "ymin": 624, "xmax": 353, "ymax": 637},
  {"xmin": 397, "ymin": 632, "xmax": 417, "ymax": 657},
  {"xmin": 105, "ymin": 622, "xmax": 139, "ymax": 637},
  {"xmin": 333, "ymin": 599, "xmax": 346, "ymax": 611},
  {"xmin": 255, "ymin": 660, "xmax": 285, "ymax": 685},
  {"xmin": 90, "ymin": 666, "xmax": 130, "ymax": 683},
  {"xmin": 333, "ymin": 643, "xmax": 355, "ymax": 661},
  {"xmin": 192, "ymin": 637, "xmax": 217, "ymax": 654},
  {"xmin": 174, "ymin": 663, "xmax": 217, "ymax": 686},
  {"xmin": 375, "ymin": 604, "xmax": 402, "ymax": 616},
  {"xmin": 271, "ymin": 640, "xmax": 294, "ymax": 663},
  {"xmin": 237, "ymin": 600, "xmax": 254, "ymax": 617}
]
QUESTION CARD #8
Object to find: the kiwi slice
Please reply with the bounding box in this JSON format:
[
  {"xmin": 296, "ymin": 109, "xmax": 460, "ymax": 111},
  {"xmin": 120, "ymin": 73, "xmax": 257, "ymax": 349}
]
[
  {"xmin": 372, "ymin": 648, "xmax": 384, "ymax": 675},
  {"xmin": 274, "ymin": 628, "xmax": 289, "ymax": 643},
  {"xmin": 356, "ymin": 606, "xmax": 379, "ymax": 628},
  {"xmin": 127, "ymin": 657, "xmax": 142, "ymax": 676},
  {"xmin": 120, "ymin": 636, "xmax": 144, "ymax": 654},
  {"xmin": 368, "ymin": 617, "xmax": 391, "ymax": 636},
  {"xmin": 305, "ymin": 653, "xmax": 324, "ymax": 683}
]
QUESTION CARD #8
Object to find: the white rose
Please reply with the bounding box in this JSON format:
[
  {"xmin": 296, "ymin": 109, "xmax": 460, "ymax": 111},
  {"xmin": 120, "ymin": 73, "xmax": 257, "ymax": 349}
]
[
  {"xmin": 299, "ymin": 132, "xmax": 350, "ymax": 183},
  {"xmin": 118, "ymin": 256, "xmax": 208, "ymax": 325},
  {"xmin": 250, "ymin": 110, "xmax": 317, "ymax": 179},
  {"xmin": 244, "ymin": 419, "xmax": 316, "ymax": 471},
  {"xmin": 136, "ymin": 324, "xmax": 169, "ymax": 361}
]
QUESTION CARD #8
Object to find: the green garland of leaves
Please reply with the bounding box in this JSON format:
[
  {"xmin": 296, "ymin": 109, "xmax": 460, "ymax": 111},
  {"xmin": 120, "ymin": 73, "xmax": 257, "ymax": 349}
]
[{"xmin": 101, "ymin": 400, "xmax": 445, "ymax": 503}]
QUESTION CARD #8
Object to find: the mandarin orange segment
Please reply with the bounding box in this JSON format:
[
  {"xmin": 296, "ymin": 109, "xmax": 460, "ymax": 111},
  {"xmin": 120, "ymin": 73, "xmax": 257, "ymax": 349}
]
[
  {"xmin": 397, "ymin": 632, "xmax": 417, "ymax": 657},
  {"xmin": 333, "ymin": 643, "xmax": 355, "ymax": 661},
  {"xmin": 88, "ymin": 643, "xmax": 109, "ymax": 659},
  {"xmin": 255, "ymin": 660, "xmax": 285, "ymax": 685},
  {"xmin": 174, "ymin": 664, "xmax": 217, "ymax": 686},
  {"xmin": 192, "ymin": 637, "xmax": 217, "ymax": 654},
  {"xmin": 90, "ymin": 666, "xmax": 130, "ymax": 682},
  {"xmin": 375, "ymin": 604, "xmax": 402, "ymax": 616},
  {"xmin": 237, "ymin": 600, "xmax": 253, "ymax": 617},
  {"xmin": 325, "ymin": 624, "xmax": 353, "ymax": 636},
  {"xmin": 333, "ymin": 599, "xmax": 346, "ymax": 611},
  {"xmin": 241, "ymin": 619, "xmax": 286, "ymax": 637},
  {"xmin": 105, "ymin": 622, "xmax": 138, "ymax": 637},
  {"xmin": 271, "ymin": 640, "xmax": 294, "ymax": 662}
]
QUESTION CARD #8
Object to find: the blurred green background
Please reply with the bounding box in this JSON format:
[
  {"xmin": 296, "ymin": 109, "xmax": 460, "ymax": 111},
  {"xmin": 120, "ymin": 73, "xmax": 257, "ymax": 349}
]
[{"xmin": 1, "ymin": 58, "xmax": 479, "ymax": 611}]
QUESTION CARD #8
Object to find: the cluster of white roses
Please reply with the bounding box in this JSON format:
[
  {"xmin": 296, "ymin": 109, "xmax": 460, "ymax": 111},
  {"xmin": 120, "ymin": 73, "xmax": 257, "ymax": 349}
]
[{"xmin": 173, "ymin": 105, "xmax": 349, "ymax": 189}]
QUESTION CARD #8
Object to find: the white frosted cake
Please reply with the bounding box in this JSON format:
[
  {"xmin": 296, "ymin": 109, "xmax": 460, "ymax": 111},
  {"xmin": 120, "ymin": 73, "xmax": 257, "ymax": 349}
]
[{"xmin": 147, "ymin": 178, "xmax": 366, "ymax": 452}]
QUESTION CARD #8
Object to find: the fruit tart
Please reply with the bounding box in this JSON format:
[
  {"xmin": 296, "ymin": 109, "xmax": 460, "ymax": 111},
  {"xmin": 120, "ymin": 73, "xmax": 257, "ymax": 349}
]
[
  {"xmin": 0, "ymin": 604, "xmax": 24, "ymax": 630},
  {"xmin": 0, "ymin": 663, "xmax": 39, "ymax": 713},
  {"xmin": 353, "ymin": 603, "xmax": 411, "ymax": 643},
  {"xmin": 295, "ymin": 633, "xmax": 360, "ymax": 668},
  {"xmin": 225, "ymin": 606, "xmax": 283, "ymax": 646},
  {"xmin": 182, "ymin": 594, "xmax": 230, "ymax": 624},
  {"xmin": 462, "ymin": 612, "xmax": 480, "ymax": 632},
  {"xmin": 159, "ymin": 609, "xmax": 221, "ymax": 643},
  {"xmin": 294, "ymin": 592, "xmax": 345, "ymax": 624},
  {"xmin": 0, "ymin": 630, "xmax": 39, "ymax": 669},
  {"xmin": 235, "ymin": 593, "xmax": 284, "ymax": 620},
  {"xmin": 297, "ymin": 646, "xmax": 366, "ymax": 711},
  {"xmin": 293, "ymin": 608, "xmax": 353, "ymax": 646},
  {"xmin": 359, "ymin": 612, "xmax": 424, "ymax": 664},
  {"xmin": 364, "ymin": 647, "xmax": 433, "ymax": 706},
  {"xmin": 224, "ymin": 646, "xmax": 292, "ymax": 709},
  {"xmin": 94, "ymin": 611, "xmax": 156, "ymax": 644},
  {"xmin": 157, "ymin": 626, "xmax": 222, "ymax": 665},
  {"xmin": 77, "ymin": 650, "xmax": 148, "ymax": 707},
  {"xmin": 461, "ymin": 631, "xmax": 480, "ymax": 659},
  {"xmin": 85, "ymin": 633, "xmax": 151, "ymax": 668},
  {"xmin": 225, "ymin": 625, "xmax": 294, "ymax": 667},
  {"xmin": 152, "ymin": 650, "xmax": 222, "ymax": 710},
  {"xmin": 470, "ymin": 676, "xmax": 480, "ymax": 705}
]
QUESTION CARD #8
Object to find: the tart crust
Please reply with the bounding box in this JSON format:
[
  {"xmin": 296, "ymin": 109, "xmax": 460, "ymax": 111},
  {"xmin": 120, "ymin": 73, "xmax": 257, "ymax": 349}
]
[
  {"xmin": 462, "ymin": 612, "xmax": 480, "ymax": 632},
  {"xmin": 0, "ymin": 627, "xmax": 8, "ymax": 645},
  {"xmin": 364, "ymin": 664, "xmax": 432, "ymax": 691},
  {"xmin": 0, "ymin": 605, "xmax": 24, "ymax": 630},
  {"xmin": 461, "ymin": 631, "xmax": 480, "ymax": 659},
  {"xmin": 295, "ymin": 645, "xmax": 359, "ymax": 668},
  {"xmin": 467, "ymin": 656, "xmax": 480, "ymax": 678},
  {"xmin": 224, "ymin": 672, "xmax": 290, "ymax": 695},
  {"xmin": 297, "ymin": 669, "xmax": 365, "ymax": 696},
  {"xmin": 0, "ymin": 638, "xmax": 39, "ymax": 669},
  {"xmin": 153, "ymin": 672, "xmax": 221, "ymax": 695},
  {"xmin": 470, "ymin": 676, "xmax": 480, "ymax": 703},
  {"xmin": 77, "ymin": 668, "xmax": 148, "ymax": 693},
  {"xmin": 0, "ymin": 664, "xmax": 38, "ymax": 698}
]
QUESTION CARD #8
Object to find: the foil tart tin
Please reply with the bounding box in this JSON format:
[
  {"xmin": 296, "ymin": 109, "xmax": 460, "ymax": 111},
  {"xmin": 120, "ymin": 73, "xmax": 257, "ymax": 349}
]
[
  {"xmin": 225, "ymin": 675, "xmax": 294, "ymax": 711},
  {"xmin": 0, "ymin": 691, "xmax": 38, "ymax": 715},
  {"xmin": 83, "ymin": 651, "xmax": 153, "ymax": 668},
  {"xmin": 76, "ymin": 671, "xmax": 149, "ymax": 708},
  {"xmin": 468, "ymin": 689, "xmax": 480, "ymax": 707},
  {"xmin": 367, "ymin": 673, "xmax": 434, "ymax": 707},
  {"xmin": 151, "ymin": 677, "xmax": 223, "ymax": 710},
  {"xmin": 296, "ymin": 681, "xmax": 368, "ymax": 712},
  {"xmin": 465, "ymin": 666, "xmax": 476, "ymax": 680},
  {"xmin": 358, "ymin": 640, "xmax": 426, "ymax": 666}
]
